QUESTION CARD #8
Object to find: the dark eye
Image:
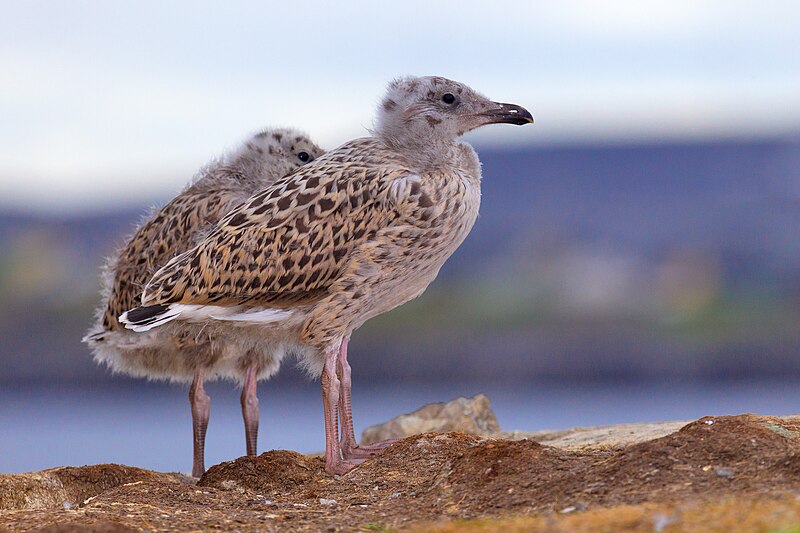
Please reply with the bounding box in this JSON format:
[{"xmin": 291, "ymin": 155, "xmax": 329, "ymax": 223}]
[
  {"xmin": 298, "ymin": 151, "xmax": 311, "ymax": 162},
  {"xmin": 442, "ymin": 93, "xmax": 456, "ymax": 104}
]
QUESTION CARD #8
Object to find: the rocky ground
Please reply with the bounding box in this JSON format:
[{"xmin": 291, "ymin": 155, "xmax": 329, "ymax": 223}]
[{"xmin": 3, "ymin": 397, "xmax": 800, "ymax": 532}]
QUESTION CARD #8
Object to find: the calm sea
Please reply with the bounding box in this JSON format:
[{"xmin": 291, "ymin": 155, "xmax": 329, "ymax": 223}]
[{"xmin": 2, "ymin": 379, "xmax": 800, "ymax": 475}]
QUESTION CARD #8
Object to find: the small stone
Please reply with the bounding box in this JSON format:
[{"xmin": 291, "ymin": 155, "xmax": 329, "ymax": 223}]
[
  {"xmin": 389, "ymin": 492, "xmax": 402, "ymax": 499},
  {"xmin": 560, "ymin": 506, "xmax": 576, "ymax": 514},
  {"xmin": 361, "ymin": 394, "xmax": 501, "ymax": 445},
  {"xmin": 319, "ymin": 498, "xmax": 337, "ymax": 505},
  {"xmin": 714, "ymin": 467, "xmax": 735, "ymax": 478},
  {"xmin": 220, "ymin": 480, "xmax": 245, "ymax": 493}
]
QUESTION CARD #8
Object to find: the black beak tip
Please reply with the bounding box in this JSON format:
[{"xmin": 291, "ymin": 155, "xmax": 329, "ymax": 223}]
[
  {"xmin": 491, "ymin": 103, "xmax": 534, "ymax": 126},
  {"xmin": 511, "ymin": 113, "xmax": 534, "ymax": 126},
  {"xmin": 510, "ymin": 106, "xmax": 534, "ymax": 125}
]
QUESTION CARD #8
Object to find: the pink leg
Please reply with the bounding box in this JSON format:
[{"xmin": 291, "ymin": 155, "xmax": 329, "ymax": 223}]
[
  {"xmin": 337, "ymin": 337, "xmax": 399, "ymax": 460},
  {"xmin": 322, "ymin": 340, "xmax": 363, "ymax": 475},
  {"xmin": 240, "ymin": 366, "xmax": 259, "ymax": 457},
  {"xmin": 189, "ymin": 371, "xmax": 210, "ymax": 478}
]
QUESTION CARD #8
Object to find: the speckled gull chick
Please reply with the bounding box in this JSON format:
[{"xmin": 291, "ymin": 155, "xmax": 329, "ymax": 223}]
[
  {"xmin": 84, "ymin": 128, "xmax": 324, "ymax": 477},
  {"xmin": 121, "ymin": 75, "xmax": 533, "ymax": 474}
]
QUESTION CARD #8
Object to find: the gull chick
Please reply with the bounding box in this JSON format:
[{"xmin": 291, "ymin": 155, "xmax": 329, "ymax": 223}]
[
  {"xmin": 121, "ymin": 76, "xmax": 533, "ymax": 474},
  {"xmin": 85, "ymin": 128, "xmax": 324, "ymax": 477}
]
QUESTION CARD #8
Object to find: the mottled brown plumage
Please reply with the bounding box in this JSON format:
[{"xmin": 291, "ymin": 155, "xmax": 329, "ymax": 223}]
[
  {"xmin": 122, "ymin": 75, "xmax": 533, "ymax": 474},
  {"xmin": 137, "ymin": 138, "xmax": 481, "ymax": 355}
]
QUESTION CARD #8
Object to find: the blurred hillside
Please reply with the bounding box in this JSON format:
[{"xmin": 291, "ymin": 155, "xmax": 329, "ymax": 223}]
[{"xmin": 1, "ymin": 137, "xmax": 799, "ymax": 385}]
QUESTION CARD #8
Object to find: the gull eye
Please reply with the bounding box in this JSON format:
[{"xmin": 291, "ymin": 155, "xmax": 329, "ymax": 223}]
[
  {"xmin": 298, "ymin": 151, "xmax": 311, "ymax": 162},
  {"xmin": 442, "ymin": 93, "xmax": 456, "ymax": 105}
]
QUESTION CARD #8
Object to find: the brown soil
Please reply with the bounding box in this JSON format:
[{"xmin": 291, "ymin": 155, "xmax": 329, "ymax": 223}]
[{"xmin": 3, "ymin": 414, "xmax": 800, "ymax": 532}]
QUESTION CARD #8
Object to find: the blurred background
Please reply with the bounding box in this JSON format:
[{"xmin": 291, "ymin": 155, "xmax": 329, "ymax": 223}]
[{"xmin": 2, "ymin": 1, "xmax": 800, "ymax": 474}]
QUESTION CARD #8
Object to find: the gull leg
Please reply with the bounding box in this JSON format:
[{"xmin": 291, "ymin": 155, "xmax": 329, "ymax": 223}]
[
  {"xmin": 322, "ymin": 339, "xmax": 363, "ymax": 475},
  {"xmin": 240, "ymin": 365, "xmax": 259, "ymax": 457},
  {"xmin": 189, "ymin": 371, "xmax": 211, "ymax": 478},
  {"xmin": 337, "ymin": 336, "xmax": 399, "ymax": 460}
]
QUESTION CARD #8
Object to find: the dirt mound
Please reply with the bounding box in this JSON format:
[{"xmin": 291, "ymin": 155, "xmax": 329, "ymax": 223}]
[
  {"xmin": 446, "ymin": 438, "xmax": 591, "ymax": 514},
  {"xmin": 52, "ymin": 464, "xmax": 179, "ymax": 509},
  {"xmin": 199, "ymin": 450, "xmax": 323, "ymax": 494},
  {"xmin": 444, "ymin": 414, "xmax": 800, "ymax": 515},
  {"xmin": 593, "ymin": 414, "xmax": 800, "ymax": 503},
  {"xmin": 5, "ymin": 414, "xmax": 800, "ymax": 531},
  {"xmin": 347, "ymin": 432, "xmax": 483, "ymax": 493},
  {"xmin": 0, "ymin": 464, "xmax": 184, "ymax": 512}
]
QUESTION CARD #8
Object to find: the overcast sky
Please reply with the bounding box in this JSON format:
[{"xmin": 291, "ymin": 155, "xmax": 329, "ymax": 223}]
[{"xmin": 1, "ymin": 0, "xmax": 799, "ymax": 213}]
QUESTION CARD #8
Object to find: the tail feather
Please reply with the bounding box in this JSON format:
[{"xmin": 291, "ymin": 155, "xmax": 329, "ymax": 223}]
[
  {"xmin": 120, "ymin": 304, "xmax": 181, "ymax": 332},
  {"xmin": 119, "ymin": 303, "xmax": 294, "ymax": 332},
  {"xmin": 123, "ymin": 304, "xmax": 170, "ymax": 323}
]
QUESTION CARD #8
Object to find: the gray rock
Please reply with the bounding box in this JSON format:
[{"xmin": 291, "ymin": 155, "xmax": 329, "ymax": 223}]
[{"xmin": 360, "ymin": 393, "xmax": 500, "ymax": 445}]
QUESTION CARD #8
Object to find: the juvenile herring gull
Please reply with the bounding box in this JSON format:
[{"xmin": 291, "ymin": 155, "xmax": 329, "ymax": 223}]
[
  {"xmin": 85, "ymin": 128, "xmax": 324, "ymax": 476},
  {"xmin": 121, "ymin": 75, "xmax": 533, "ymax": 474}
]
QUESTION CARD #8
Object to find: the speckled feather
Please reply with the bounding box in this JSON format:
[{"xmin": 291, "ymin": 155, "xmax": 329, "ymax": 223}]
[{"xmin": 140, "ymin": 137, "xmax": 481, "ymax": 352}]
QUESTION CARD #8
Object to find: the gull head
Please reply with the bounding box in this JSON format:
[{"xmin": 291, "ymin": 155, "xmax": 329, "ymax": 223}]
[
  {"xmin": 230, "ymin": 128, "xmax": 325, "ymax": 180},
  {"xmin": 375, "ymin": 76, "xmax": 533, "ymax": 153}
]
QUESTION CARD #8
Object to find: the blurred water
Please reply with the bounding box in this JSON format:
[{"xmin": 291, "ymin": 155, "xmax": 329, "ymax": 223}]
[{"xmin": 3, "ymin": 379, "xmax": 800, "ymax": 475}]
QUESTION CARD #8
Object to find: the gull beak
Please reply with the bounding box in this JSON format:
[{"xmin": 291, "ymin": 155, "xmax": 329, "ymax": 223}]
[{"xmin": 478, "ymin": 102, "xmax": 534, "ymax": 126}]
